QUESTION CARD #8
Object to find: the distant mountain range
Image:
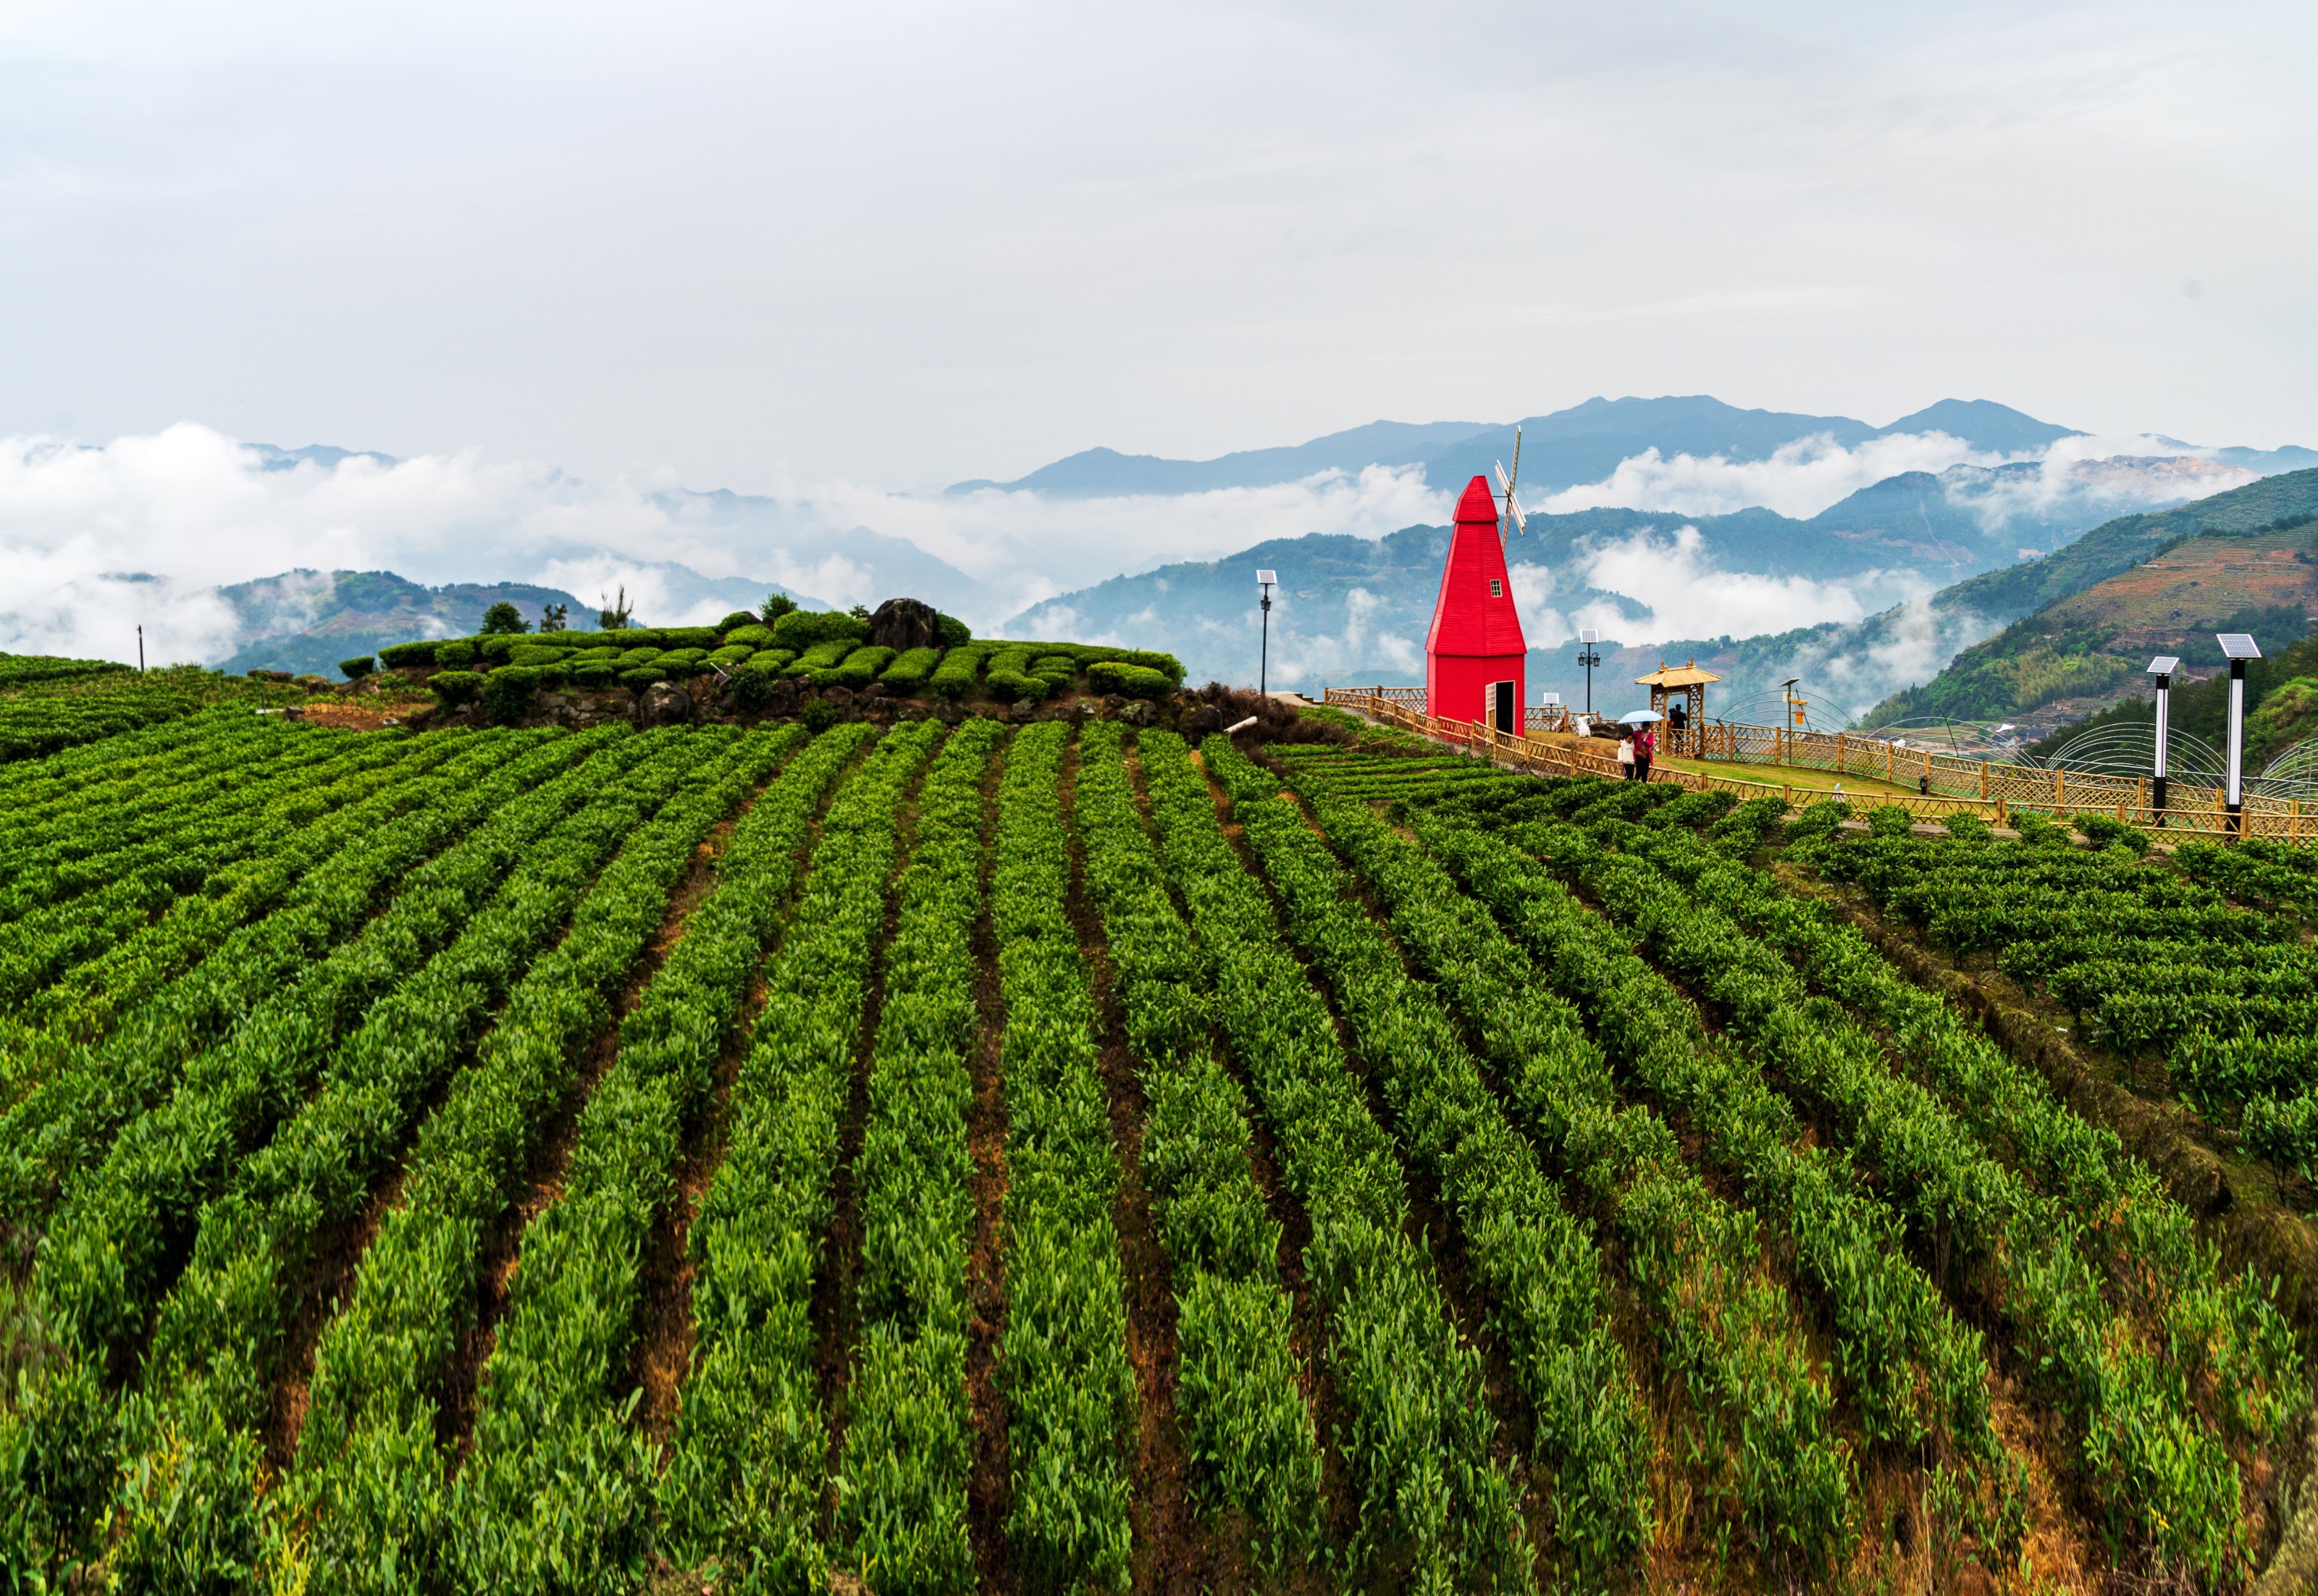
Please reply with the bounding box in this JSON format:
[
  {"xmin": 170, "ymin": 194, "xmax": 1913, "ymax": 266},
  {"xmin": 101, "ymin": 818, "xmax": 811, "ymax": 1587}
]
[
  {"xmin": 213, "ymin": 566, "xmax": 830, "ymax": 679},
  {"xmin": 952, "ymin": 395, "xmax": 2317, "ymax": 500},
  {"xmin": 1862, "ymin": 468, "xmax": 2318, "ymax": 731}
]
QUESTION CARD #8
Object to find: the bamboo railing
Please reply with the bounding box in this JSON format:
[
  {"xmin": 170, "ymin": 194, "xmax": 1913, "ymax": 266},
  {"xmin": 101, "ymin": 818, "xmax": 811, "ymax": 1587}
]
[{"xmin": 1319, "ymin": 688, "xmax": 2311, "ymax": 844}]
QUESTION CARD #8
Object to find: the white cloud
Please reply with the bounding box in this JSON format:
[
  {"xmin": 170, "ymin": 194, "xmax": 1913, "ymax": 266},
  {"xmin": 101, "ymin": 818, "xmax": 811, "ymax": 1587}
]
[
  {"xmin": 1565, "ymin": 523, "xmax": 1928, "ymax": 645},
  {"xmin": 1540, "ymin": 430, "xmax": 2007, "ymax": 519},
  {"xmin": 0, "ymin": 424, "xmax": 1453, "ymax": 662}
]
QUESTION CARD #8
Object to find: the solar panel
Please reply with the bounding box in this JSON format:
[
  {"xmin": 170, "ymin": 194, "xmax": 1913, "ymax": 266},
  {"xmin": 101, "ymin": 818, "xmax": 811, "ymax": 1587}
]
[
  {"xmin": 2146, "ymin": 655, "xmax": 2180, "ymax": 674},
  {"xmin": 2217, "ymin": 633, "xmax": 2263, "ymax": 660}
]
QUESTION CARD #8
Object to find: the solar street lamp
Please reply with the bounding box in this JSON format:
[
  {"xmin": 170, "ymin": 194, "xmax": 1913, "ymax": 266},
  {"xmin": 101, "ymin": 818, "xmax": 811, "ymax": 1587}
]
[
  {"xmin": 2219, "ymin": 633, "xmax": 2261, "ymax": 839},
  {"xmin": 1576, "ymin": 629, "xmax": 1601, "ymax": 714},
  {"xmin": 1256, "ymin": 568, "xmax": 1277, "ymax": 696},
  {"xmin": 2147, "ymin": 655, "xmax": 2178, "ymax": 824}
]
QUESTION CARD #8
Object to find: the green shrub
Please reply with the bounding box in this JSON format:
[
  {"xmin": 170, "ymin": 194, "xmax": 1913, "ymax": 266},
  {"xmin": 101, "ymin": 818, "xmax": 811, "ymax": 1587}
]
[
  {"xmin": 787, "ymin": 638, "xmax": 854, "ymax": 676},
  {"xmin": 1085, "ymin": 660, "xmax": 1170, "ymax": 700},
  {"xmin": 571, "ymin": 645, "xmax": 622, "ymax": 663},
  {"xmin": 613, "ymin": 647, "xmax": 663, "ymax": 669},
  {"xmin": 1787, "ymin": 798, "xmax": 1850, "ymax": 841},
  {"xmin": 620, "ymin": 666, "xmax": 668, "ymax": 694},
  {"xmin": 429, "ymin": 669, "xmax": 484, "ymax": 706},
  {"xmin": 881, "ymin": 646, "xmax": 943, "ymax": 692},
  {"xmin": 1943, "ymin": 811, "xmax": 1990, "ymax": 842},
  {"xmin": 812, "ymin": 644, "xmax": 894, "ymax": 688},
  {"xmin": 377, "ymin": 639, "xmax": 440, "ymax": 669},
  {"xmin": 930, "ymin": 644, "xmax": 988, "ymax": 700},
  {"xmin": 434, "ymin": 639, "xmax": 477, "ymax": 669},
  {"xmin": 2011, "ymin": 810, "xmax": 2065, "ymax": 846},
  {"xmin": 481, "ymin": 663, "xmax": 542, "ymax": 720},
  {"xmin": 337, "ymin": 655, "xmax": 375, "ymax": 681},
  {"xmin": 1868, "ymin": 804, "xmax": 1915, "ymax": 839},
  {"xmin": 1030, "ymin": 654, "xmax": 1078, "ymax": 684},
  {"xmin": 758, "ymin": 592, "xmax": 799, "ymax": 625},
  {"xmin": 798, "ymin": 696, "xmax": 840, "ymax": 731},
  {"xmin": 707, "ymin": 644, "xmax": 754, "ymax": 666},
  {"xmin": 770, "ymin": 609, "xmax": 869, "ymax": 653},
  {"xmin": 507, "ymin": 644, "xmax": 571, "ymax": 668},
  {"xmin": 479, "ymin": 600, "xmax": 527, "ymax": 634},
  {"xmin": 984, "ymin": 644, "xmax": 1046, "ymax": 702},
  {"xmin": 731, "ymin": 662, "xmax": 786, "ymax": 711},
  {"xmin": 935, "ymin": 611, "xmax": 971, "ymax": 647},
  {"xmin": 571, "ymin": 663, "xmax": 617, "ymax": 690},
  {"xmin": 476, "ymin": 633, "xmax": 524, "ymax": 663},
  {"xmin": 722, "ymin": 623, "xmax": 776, "ymax": 647},
  {"xmin": 715, "ymin": 610, "xmax": 758, "ymax": 632},
  {"xmin": 661, "ymin": 626, "xmax": 720, "ymax": 650},
  {"xmin": 2076, "ymin": 812, "xmax": 2150, "ymax": 854}
]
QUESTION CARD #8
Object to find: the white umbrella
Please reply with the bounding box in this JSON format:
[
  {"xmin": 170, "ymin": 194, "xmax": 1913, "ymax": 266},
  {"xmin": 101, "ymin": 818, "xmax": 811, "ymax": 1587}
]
[{"xmin": 1618, "ymin": 710, "xmax": 1663, "ymax": 726}]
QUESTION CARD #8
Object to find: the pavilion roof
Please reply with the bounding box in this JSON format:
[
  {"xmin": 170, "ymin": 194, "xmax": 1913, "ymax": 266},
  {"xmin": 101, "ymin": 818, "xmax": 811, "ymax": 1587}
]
[{"xmin": 1635, "ymin": 658, "xmax": 1722, "ymax": 689}]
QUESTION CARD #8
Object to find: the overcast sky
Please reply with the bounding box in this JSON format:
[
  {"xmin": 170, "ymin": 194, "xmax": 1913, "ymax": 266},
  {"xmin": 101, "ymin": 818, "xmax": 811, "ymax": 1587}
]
[{"xmin": 2, "ymin": 0, "xmax": 2313, "ymax": 494}]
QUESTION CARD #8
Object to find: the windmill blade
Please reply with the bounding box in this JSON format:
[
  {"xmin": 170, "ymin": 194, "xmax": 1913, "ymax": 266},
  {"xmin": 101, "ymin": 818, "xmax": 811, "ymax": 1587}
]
[
  {"xmin": 1494, "ymin": 424, "xmax": 1527, "ymax": 536},
  {"xmin": 1494, "ymin": 462, "xmax": 1528, "ymax": 535}
]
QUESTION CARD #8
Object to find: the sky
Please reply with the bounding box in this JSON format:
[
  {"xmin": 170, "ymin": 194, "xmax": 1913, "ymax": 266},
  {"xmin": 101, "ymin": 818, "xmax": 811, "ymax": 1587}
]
[{"xmin": 3, "ymin": 0, "xmax": 2314, "ymax": 499}]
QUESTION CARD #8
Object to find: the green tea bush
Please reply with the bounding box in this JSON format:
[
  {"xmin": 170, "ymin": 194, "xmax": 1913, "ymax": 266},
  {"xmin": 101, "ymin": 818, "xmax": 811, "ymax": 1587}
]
[
  {"xmin": 434, "ymin": 639, "xmax": 477, "ymax": 669},
  {"xmin": 377, "ymin": 640, "xmax": 440, "ymax": 669},
  {"xmin": 769, "ymin": 609, "xmax": 869, "ymax": 653},
  {"xmin": 721, "ymin": 623, "xmax": 776, "ymax": 647},
  {"xmin": 2075, "ymin": 813, "xmax": 2149, "ymax": 854},
  {"xmin": 481, "ymin": 665, "xmax": 542, "ymax": 722},
  {"xmin": 707, "ymin": 644, "xmax": 753, "ymax": 667},
  {"xmin": 879, "ymin": 646, "xmax": 942, "ymax": 692},
  {"xmin": 930, "ymin": 644, "xmax": 988, "ymax": 699},
  {"xmin": 1868, "ymin": 804, "xmax": 1915, "ymax": 839},
  {"xmin": 429, "ymin": 669, "xmax": 484, "ymax": 706},
  {"xmin": 506, "ymin": 645, "xmax": 570, "ymax": 668},
  {"xmin": 1086, "ymin": 660, "xmax": 1170, "ymax": 700},
  {"xmin": 571, "ymin": 664, "xmax": 616, "ymax": 690},
  {"xmin": 810, "ymin": 644, "xmax": 894, "ymax": 689},
  {"xmin": 1943, "ymin": 811, "xmax": 1990, "ymax": 842},
  {"xmin": 339, "ymin": 656, "xmax": 375, "ymax": 681},
  {"xmin": 2011, "ymin": 810, "xmax": 2065, "ymax": 846},
  {"xmin": 620, "ymin": 667, "xmax": 667, "ymax": 694}
]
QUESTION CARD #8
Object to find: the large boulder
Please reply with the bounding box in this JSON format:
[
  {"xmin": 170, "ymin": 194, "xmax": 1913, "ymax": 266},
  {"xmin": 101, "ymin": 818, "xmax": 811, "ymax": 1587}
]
[
  {"xmin": 868, "ymin": 597, "xmax": 942, "ymax": 653},
  {"xmin": 636, "ymin": 681, "xmax": 694, "ymax": 728}
]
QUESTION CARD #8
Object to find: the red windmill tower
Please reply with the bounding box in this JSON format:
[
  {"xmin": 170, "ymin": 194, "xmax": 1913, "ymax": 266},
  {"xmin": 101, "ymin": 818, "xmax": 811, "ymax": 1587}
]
[{"xmin": 1424, "ymin": 463, "xmax": 1528, "ymax": 734}]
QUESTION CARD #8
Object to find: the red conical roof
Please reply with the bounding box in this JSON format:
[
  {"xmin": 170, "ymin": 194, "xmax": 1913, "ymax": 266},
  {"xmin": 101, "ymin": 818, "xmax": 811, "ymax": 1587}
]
[
  {"xmin": 1425, "ymin": 475, "xmax": 1526, "ymax": 660},
  {"xmin": 1454, "ymin": 474, "xmax": 1498, "ymax": 527}
]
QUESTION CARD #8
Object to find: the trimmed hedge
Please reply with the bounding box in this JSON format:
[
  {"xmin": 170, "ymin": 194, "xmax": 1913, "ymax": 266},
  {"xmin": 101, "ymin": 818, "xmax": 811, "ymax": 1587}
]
[
  {"xmin": 434, "ymin": 640, "xmax": 478, "ymax": 669},
  {"xmin": 378, "ymin": 640, "xmax": 442, "ymax": 669},
  {"xmin": 429, "ymin": 670, "xmax": 484, "ymax": 705},
  {"xmin": 809, "ymin": 644, "xmax": 894, "ymax": 689},
  {"xmin": 769, "ymin": 609, "xmax": 869, "ymax": 653},
  {"xmin": 339, "ymin": 656, "xmax": 375, "ymax": 681},
  {"xmin": 707, "ymin": 644, "xmax": 754, "ymax": 667},
  {"xmin": 1086, "ymin": 660, "xmax": 1170, "ymax": 700},
  {"xmin": 880, "ymin": 646, "xmax": 943, "ymax": 692},
  {"xmin": 482, "ymin": 666, "xmax": 542, "ymax": 722},
  {"xmin": 930, "ymin": 644, "xmax": 988, "ymax": 700},
  {"xmin": 786, "ymin": 638, "xmax": 854, "ymax": 676},
  {"xmin": 507, "ymin": 645, "xmax": 571, "ymax": 668},
  {"xmin": 984, "ymin": 645, "xmax": 1046, "ymax": 704},
  {"xmin": 621, "ymin": 667, "xmax": 668, "ymax": 694}
]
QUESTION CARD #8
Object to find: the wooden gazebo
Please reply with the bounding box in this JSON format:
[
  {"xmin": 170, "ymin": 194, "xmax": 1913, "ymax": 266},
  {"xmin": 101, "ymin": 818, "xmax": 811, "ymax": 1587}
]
[{"xmin": 1634, "ymin": 659, "xmax": 1721, "ymax": 757}]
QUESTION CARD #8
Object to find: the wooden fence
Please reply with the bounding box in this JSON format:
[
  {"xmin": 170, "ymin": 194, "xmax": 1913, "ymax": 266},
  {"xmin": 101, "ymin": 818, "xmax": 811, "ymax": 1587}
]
[{"xmin": 1320, "ymin": 688, "xmax": 2314, "ymax": 844}]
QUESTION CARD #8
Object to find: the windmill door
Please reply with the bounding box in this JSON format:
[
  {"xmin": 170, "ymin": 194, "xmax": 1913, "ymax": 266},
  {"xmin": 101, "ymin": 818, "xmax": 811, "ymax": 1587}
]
[{"xmin": 1492, "ymin": 681, "xmax": 1514, "ymax": 734}]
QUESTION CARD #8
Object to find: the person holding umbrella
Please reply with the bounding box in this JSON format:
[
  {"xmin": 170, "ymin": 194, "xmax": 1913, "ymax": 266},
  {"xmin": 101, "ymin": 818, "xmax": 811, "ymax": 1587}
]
[{"xmin": 1618, "ymin": 709, "xmax": 1662, "ymax": 781}]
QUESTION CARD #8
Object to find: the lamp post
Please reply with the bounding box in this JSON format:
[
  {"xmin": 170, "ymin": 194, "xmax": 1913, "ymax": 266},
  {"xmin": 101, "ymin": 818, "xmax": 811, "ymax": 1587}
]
[
  {"xmin": 1576, "ymin": 629, "xmax": 1601, "ymax": 714},
  {"xmin": 2147, "ymin": 655, "xmax": 2178, "ymax": 824},
  {"xmin": 1256, "ymin": 568, "xmax": 1276, "ymax": 696},
  {"xmin": 137, "ymin": 624, "xmax": 145, "ymax": 673},
  {"xmin": 2219, "ymin": 633, "xmax": 2261, "ymax": 839}
]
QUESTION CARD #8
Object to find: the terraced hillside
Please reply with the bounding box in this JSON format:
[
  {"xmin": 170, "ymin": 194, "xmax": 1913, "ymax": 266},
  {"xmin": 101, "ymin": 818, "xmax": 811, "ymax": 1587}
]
[{"xmin": 1, "ymin": 706, "xmax": 2311, "ymax": 1592}]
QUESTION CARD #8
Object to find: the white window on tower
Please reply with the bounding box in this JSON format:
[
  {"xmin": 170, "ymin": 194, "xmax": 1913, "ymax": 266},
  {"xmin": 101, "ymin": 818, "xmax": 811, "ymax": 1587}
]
[{"xmin": 1489, "ymin": 579, "xmax": 1503, "ymax": 597}]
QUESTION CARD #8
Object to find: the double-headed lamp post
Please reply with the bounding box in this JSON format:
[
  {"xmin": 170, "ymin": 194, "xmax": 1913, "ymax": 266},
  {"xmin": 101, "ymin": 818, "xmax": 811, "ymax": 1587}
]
[
  {"xmin": 2220, "ymin": 632, "xmax": 2262, "ymax": 839},
  {"xmin": 1256, "ymin": 568, "xmax": 1277, "ymax": 697},
  {"xmin": 1576, "ymin": 628, "xmax": 1602, "ymax": 715},
  {"xmin": 2146, "ymin": 655, "xmax": 2178, "ymax": 824}
]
